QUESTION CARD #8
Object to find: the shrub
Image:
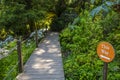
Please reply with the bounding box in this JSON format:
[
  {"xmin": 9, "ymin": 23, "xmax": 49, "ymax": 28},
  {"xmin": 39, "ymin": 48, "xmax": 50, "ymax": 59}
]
[{"xmin": 60, "ymin": 11, "xmax": 120, "ymax": 80}]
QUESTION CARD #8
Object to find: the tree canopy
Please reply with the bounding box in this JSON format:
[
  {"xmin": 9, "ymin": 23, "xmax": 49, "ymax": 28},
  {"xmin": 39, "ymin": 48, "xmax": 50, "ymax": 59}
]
[{"xmin": 0, "ymin": 0, "xmax": 119, "ymax": 39}]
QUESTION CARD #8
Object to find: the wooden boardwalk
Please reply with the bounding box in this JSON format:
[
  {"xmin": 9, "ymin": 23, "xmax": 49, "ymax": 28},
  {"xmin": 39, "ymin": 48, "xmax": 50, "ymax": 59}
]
[{"xmin": 16, "ymin": 32, "xmax": 65, "ymax": 80}]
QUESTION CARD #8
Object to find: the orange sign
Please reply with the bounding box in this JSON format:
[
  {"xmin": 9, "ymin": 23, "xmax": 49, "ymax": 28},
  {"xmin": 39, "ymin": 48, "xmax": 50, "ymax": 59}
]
[{"xmin": 97, "ymin": 42, "xmax": 115, "ymax": 63}]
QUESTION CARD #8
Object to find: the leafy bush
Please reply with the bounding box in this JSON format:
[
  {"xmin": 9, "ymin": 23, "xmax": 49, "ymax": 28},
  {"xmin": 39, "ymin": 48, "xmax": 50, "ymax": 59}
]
[{"xmin": 60, "ymin": 11, "xmax": 120, "ymax": 80}]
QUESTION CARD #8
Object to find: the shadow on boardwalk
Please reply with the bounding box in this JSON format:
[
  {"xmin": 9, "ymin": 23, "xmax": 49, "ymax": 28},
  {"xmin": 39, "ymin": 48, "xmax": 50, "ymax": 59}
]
[{"xmin": 16, "ymin": 32, "xmax": 65, "ymax": 80}]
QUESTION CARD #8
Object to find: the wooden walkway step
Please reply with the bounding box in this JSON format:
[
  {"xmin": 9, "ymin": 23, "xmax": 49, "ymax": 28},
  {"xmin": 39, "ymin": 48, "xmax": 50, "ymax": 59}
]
[{"xmin": 16, "ymin": 32, "xmax": 65, "ymax": 80}]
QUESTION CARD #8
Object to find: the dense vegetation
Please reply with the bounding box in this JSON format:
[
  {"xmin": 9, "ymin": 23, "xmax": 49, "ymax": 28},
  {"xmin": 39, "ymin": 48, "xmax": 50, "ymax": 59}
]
[
  {"xmin": 0, "ymin": 40, "xmax": 36, "ymax": 79},
  {"xmin": 60, "ymin": 0, "xmax": 120, "ymax": 80},
  {"xmin": 60, "ymin": 11, "xmax": 120, "ymax": 80},
  {"xmin": 0, "ymin": 0, "xmax": 120, "ymax": 80},
  {"xmin": 0, "ymin": 0, "xmax": 57, "ymax": 40}
]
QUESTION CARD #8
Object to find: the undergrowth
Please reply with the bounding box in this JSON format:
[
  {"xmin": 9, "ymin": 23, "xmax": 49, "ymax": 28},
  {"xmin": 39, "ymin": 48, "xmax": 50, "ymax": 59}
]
[
  {"xmin": 60, "ymin": 11, "xmax": 120, "ymax": 80},
  {"xmin": 0, "ymin": 40, "xmax": 36, "ymax": 80}
]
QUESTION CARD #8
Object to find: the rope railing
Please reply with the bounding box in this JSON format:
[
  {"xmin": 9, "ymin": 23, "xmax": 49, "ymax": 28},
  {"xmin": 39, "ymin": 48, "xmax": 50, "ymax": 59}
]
[
  {"xmin": 0, "ymin": 28, "xmax": 48, "ymax": 80},
  {"xmin": 0, "ymin": 28, "xmax": 47, "ymax": 60}
]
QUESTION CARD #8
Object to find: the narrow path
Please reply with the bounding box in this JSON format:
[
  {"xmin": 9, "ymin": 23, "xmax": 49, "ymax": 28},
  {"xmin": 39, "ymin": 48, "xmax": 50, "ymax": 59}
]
[{"xmin": 16, "ymin": 32, "xmax": 65, "ymax": 80}]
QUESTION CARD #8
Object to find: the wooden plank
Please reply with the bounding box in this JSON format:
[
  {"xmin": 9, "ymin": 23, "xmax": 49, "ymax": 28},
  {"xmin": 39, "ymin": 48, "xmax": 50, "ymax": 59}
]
[{"xmin": 16, "ymin": 32, "xmax": 65, "ymax": 80}]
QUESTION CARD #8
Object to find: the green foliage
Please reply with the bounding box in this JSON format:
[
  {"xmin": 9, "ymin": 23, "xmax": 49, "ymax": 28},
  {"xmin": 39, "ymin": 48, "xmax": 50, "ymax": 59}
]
[
  {"xmin": 22, "ymin": 41, "xmax": 36, "ymax": 64},
  {"xmin": 0, "ymin": 39, "xmax": 36, "ymax": 79},
  {"xmin": 0, "ymin": 1, "xmax": 29, "ymax": 36},
  {"xmin": 50, "ymin": 8, "xmax": 78, "ymax": 32},
  {"xmin": 0, "ymin": 50, "xmax": 18, "ymax": 80},
  {"xmin": 90, "ymin": 0, "xmax": 120, "ymax": 17},
  {"xmin": 60, "ymin": 10, "xmax": 120, "ymax": 79},
  {"xmin": 0, "ymin": 0, "xmax": 58, "ymax": 38},
  {"xmin": 0, "ymin": 28, "xmax": 7, "ymax": 40}
]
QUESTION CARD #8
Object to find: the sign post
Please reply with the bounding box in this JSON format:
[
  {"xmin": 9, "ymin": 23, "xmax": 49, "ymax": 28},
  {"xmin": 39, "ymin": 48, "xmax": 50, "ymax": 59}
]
[
  {"xmin": 97, "ymin": 42, "xmax": 115, "ymax": 80},
  {"xmin": 103, "ymin": 62, "xmax": 108, "ymax": 80}
]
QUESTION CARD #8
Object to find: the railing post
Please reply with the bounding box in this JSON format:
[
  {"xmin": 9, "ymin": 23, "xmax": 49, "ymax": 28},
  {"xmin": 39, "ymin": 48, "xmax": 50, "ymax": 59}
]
[
  {"xmin": 35, "ymin": 28, "xmax": 38, "ymax": 48},
  {"xmin": 17, "ymin": 38, "xmax": 23, "ymax": 73}
]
